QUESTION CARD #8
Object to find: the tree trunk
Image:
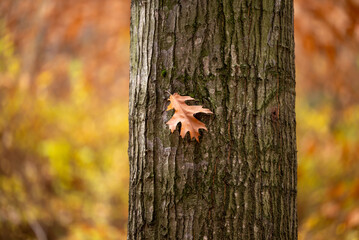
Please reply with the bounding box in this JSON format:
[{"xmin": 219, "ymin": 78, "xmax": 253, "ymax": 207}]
[{"xmin": 128, "ymin": 0, "xmax": 297, "ymax": 239}]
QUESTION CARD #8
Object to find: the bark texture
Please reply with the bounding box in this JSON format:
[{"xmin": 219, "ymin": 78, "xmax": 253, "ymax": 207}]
[{"xmin": 128, "ymin": 0, "xmax": 297, "ymax": 239}]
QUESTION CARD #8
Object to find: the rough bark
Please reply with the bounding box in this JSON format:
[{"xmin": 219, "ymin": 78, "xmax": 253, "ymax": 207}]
[{"xmin": 128, "ymin": 0, "xmax": 297, "ymax": 239}]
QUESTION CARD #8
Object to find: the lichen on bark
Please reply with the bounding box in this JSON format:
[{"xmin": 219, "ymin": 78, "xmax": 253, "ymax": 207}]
[{"xmin": 128, "ymin": 0, "xmax": 297, "ymax": 239}]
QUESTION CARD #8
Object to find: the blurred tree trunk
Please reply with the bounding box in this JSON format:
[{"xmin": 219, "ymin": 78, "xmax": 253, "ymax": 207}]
[
  {"xmin": 128, "ymin": 0, "xmax": 297, "ymax": 239},
  {"xmin": 22, "ymin": 0, "xmax": 50, "ymax": 92}
]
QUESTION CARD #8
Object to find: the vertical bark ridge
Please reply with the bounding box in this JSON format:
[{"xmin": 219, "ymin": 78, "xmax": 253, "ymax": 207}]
[{"xmin": 128, "ymin": 0, "xmax": 297, "ymax": 239}]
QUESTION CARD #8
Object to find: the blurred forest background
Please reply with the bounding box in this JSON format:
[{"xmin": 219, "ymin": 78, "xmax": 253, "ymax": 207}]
[{"xmin": 0, "ymin": 0, "xmax": 358, "ymax": 239}]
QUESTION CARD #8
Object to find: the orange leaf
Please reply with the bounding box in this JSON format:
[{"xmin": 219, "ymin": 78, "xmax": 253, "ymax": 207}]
[{"xmin": 166, "ymin": 93, "xmax": 213, "ymax": 142}]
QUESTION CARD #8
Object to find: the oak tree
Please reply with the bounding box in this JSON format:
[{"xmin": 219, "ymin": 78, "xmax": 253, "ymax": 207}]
[{"xmin": 128, "ymin": 0, "xmax": 297, "ymax": 239}]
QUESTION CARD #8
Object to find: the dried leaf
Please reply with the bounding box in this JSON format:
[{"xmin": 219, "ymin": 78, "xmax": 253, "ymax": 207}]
[{"xmin": 166, "ymin": 93, "xmax": 213, "ymax": 142}]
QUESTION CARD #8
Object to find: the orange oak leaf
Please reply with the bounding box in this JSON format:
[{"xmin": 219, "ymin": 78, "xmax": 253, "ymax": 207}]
[{"xmin": 166, "ymin": 93, "xmax": 213, "ymax": 142}]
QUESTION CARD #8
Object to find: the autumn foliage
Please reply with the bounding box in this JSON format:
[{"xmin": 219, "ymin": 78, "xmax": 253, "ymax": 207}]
[
  {"xmin": 166, "ymin": 93, "xmax": 213, "ymax": 142},
  {"xmin": 0, "ymin": 0, "xmax": 359, "ymax": 239}
]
